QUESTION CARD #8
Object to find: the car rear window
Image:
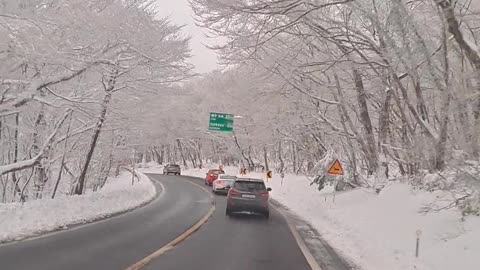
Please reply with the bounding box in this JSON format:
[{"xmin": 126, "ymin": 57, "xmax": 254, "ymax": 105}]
[
  {"xmin": 221, "ymin": 179, "xmax": 234, "ymax": 185},
  {"xmin": 219, "ymin": 175, "xmax": 236, "ymax": 180},
  {"xmin": 234, "ymin": 181, "xmax": 266, "ymax": 192},
  {"xmin": 209, "ymin": 170, "xmax": 224, "ymax": 174}
]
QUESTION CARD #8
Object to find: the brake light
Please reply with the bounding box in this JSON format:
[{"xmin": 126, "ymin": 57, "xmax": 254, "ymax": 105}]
[
  {"xmin": 260, "ymin": 191, "xmax": 269, "ymax": 198},
  {"xmin": 228, "ymin": 188, "xmax": 239, "ymax": 196}
]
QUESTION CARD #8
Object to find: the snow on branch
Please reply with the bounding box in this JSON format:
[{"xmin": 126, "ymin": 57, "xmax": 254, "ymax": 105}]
[{"xmin": 0, "ymin": 110, "xmax": 71, "ymax": 176}]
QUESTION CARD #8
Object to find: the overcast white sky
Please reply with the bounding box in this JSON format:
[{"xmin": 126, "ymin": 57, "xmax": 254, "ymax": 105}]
[{"xmin": 155, "ymin": 0, "xmax": 219, "ymax": 74}]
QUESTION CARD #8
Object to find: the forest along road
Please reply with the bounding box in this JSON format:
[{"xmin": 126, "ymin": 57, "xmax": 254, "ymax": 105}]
[{"xmin": 0, "ymin": 174, "xmax": 311, "ymax": 270}]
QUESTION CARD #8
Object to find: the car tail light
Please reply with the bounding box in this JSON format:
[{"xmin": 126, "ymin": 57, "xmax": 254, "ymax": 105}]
[
  {"xmin": 228, "ymin": 188, "xmax": 239, "ymax": 196},
  {"xmin": 260, "ymin": 191, "xmax": 269, "ymax": 198}
]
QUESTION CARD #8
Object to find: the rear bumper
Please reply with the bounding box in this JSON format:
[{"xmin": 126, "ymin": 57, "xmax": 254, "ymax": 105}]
[
  {"xmin": 206, "ymin": 178, "xmax": 216, "ymax": 185},
  {"xmin": 213, "ymin": 188, "xmax": 229, "ymax": 194},
  {"xmin": 164, "ymin": 170, "xmax": 181, "ymax": 174},
  {"xmin": 227, "ymin": 198, "xmax": 269, "ymax": 213}
]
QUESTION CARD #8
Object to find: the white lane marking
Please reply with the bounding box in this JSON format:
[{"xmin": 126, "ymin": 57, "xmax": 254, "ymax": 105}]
[{"xmin": 272, "ymin": 204, "xmax": 323, "ymax": 270}]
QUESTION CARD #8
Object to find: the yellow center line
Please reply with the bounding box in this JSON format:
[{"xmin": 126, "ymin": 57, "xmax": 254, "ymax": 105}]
[{"xmin": 124, "ymin": 177, "xmax": 215, "ymax": 270}]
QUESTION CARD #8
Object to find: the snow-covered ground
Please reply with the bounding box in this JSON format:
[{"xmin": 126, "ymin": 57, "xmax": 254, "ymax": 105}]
[
  {"xmin": 176, "ymin": 164, "xmax": 480, "ymax": 270},
  {"xmin": 0, "ymin": 171, "xmax": 156, "ymax": 243}
]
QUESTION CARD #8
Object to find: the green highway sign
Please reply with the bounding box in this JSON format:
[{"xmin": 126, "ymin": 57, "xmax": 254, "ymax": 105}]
[{"xmin": 209, "ymin": 112, "xmax": 234, "ymax": 132}]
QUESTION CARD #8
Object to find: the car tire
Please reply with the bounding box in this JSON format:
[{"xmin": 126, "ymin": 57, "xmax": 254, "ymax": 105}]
[
  {"xmin": 226, "ymin": 208, "xmax": 231, "ymax": 216},
  {"xmin": 264, "ymin": 211, "xmax": 270, "ymax": 219}
]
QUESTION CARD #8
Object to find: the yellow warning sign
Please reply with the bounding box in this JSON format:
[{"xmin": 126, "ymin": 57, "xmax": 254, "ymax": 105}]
[{"xmin": 327, "ymin": 159, "xmax": 344, "ymax": 175}]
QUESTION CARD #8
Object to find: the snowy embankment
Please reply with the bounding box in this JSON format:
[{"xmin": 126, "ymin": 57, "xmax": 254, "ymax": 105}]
[
  {"xmin": 180, "ymin": 165, "xmax": 480, "ymax": 270},
  {"xmin": 0, "ymin": 171, "xmax": 156, "ymax": 243}
]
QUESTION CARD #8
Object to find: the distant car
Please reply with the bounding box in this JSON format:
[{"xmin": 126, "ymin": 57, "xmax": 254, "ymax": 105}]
[
  {"xmin": 204, "ymin": 169, "xmax": 225, "ymax": 186},
  {"xmin": 212, "ymin": 175, "xmax": 236, "ymax": 194},
  {"xmin": 163, "ymin": 164, "xmax": 181, "ymax": 175},
  {"xmin": 226, "ymin": 178, "xmax": 272, "ymax": 218}
]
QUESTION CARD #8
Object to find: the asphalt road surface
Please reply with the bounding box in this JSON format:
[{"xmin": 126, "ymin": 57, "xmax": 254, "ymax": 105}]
[{"xmin": 0, "ymin": 174, "xmax": 311, "ymax": 270}]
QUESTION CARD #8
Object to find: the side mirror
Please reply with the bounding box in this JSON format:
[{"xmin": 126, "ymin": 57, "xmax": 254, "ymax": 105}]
[{"xmin": 267, "ymin": 188, "xmax": 272, "ymax": 192}]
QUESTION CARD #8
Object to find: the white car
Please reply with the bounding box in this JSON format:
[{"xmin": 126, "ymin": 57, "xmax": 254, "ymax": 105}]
[{"xmin": 212, "ymin": 175, "xmax": 236, "ymax": 194}]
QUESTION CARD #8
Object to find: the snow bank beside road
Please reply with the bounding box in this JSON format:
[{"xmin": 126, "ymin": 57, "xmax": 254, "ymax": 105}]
[
  {"xmin": 266, "ymin": 172, "xmax": 480, "ymax": 270},
  {"xmin": 0, "ymin": 171, "xmax": 156, "ymax": 243},
  {"xmin": 180, "ymin": 165, "xmax": 480, "ymax": 270}
]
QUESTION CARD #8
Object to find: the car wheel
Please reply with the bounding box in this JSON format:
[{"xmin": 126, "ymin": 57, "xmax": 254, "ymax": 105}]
[
  {"xmin": 263, "ymin": 211, "xmax": 270, "ymax": 219},
  {"xmin": 226, "ymin": 208, "xmax": 231, "ymax": 216}
]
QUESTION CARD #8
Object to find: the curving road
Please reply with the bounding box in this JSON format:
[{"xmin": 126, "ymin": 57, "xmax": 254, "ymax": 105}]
[{"xmin": 0, "ymin": 174, "xmax": 311, "ymax": 270}]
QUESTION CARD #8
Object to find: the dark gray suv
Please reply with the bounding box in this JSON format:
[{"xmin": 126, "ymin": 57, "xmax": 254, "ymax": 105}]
[
  {"xmin": 225, "ymin": 178, "xmax": 272, "ymax": 218},
  {"xmin": 163, "ymin": 164, "xmax": 181, "ymax": 175}
]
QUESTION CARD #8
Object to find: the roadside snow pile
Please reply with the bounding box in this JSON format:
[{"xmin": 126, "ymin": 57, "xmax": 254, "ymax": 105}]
[
  {"xmin": 181, "ymin": 165, "xmax": 480, "ymax": 270},
  {"xmin": 182, "ymin": 167, "xmax": 216, "ymax": 178},
  {"xmin": 0, "ymin": 171, "xmax": 156, "ymax": 243},
  {"xmin": 265, "ymin": 172, "xmax": 480, "ymax": 270},
  {"xmin": 138, "ymin": 161, "xmax": 164, "ymax": 174}
]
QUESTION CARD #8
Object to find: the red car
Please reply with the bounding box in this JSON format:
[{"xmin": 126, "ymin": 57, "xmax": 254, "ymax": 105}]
[{"xmin": 204, "ymin": 169, "xmax": 225, "ymax": 186}]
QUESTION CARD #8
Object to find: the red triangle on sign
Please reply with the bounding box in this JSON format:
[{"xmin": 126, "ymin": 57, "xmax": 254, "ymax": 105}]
[{"xmin": 327, "ymin": 159, "xmax": 344, "ymax": 175}]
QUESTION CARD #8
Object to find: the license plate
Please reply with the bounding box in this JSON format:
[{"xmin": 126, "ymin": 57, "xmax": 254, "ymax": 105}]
[{"xmin": 242, "ymin": 194, "xmax": 256, "ymax": 198}]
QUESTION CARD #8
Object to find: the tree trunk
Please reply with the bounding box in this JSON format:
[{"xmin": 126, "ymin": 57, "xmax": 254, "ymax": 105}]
[
  {"xmin": 75, "ymin": 84, "xmax": 114, "ymax": 195},
  {"xmin": 278, "ymin": 141, "xmax": 284, "ymax": 173},
  {"xmin": 176, "ymin": 139, "xmax": 188, "ymax": 167},
  {"xmin": 160, "ymin": 145, "xmax": 165, "ymax": 164},
  {"xmin": 197, "ymin": 140, "xmax": 203, "ymax": 168},
  {"xmin": 247, "ymin": 146, "xmax": 255, "ymax": 171},
  {"xmin": 436, "ymin": 1, "xmax": 480, "ymax": 157},
  {"xmin": 233, "ymin": 132, "xmax": 251, "ymax": 169},
  {"xmin": 32, "ymin": 108, "xmax": 47, "ymax": 199},
  {"xmin": 52, "ymin": 112, "xmax": 73, "ymax": 199},
  {"xmin": 435, "ymin": 25, "xmax": 451, "ymax": 171},
  {"xmin": 352, "ymin": 69, "xmax": 378, "ymax": 174},
  {"xmin": 189, "ymin": 149, "xmax": 197, "ymax": 168},
  {"xmin": 291, "ymin": 142, "xmax": 297, "ymax": 174},
  {"xmin": 263, "ymin": 146, "xmax": 269, "ymax": 172},
  {"xmin": 173, "ymin": 144, "xmax": 178, "ymax": 164},
  {"xmin": 10, "ymin": 113, "xmax": 23, "ymax": 200},
  {"xmin": 333, "ymin": 72, "xmax": 373, "ymax": 175}
]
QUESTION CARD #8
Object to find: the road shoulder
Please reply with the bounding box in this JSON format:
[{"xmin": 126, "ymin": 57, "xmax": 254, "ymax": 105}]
[{"xmin": 271, "ymin": 200, "xmax": 354, "ymax": 270}]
